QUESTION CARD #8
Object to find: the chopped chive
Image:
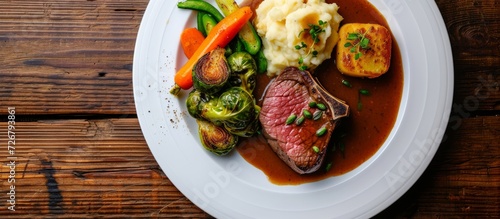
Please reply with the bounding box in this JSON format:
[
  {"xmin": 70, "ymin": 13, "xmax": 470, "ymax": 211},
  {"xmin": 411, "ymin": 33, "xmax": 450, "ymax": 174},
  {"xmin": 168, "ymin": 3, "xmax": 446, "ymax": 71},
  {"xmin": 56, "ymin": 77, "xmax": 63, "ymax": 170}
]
[
  {"xmin": 303, "ymin": 109, "xmax": 312, "ymax": 119},
  {"xmin": 286, "ymin": 114, "xmax": 297, "ymax": 125},
  {"xmin": 316, "ymin": 103, "xmax": 327, "ymax": 111},
  {"xmin": 316, "ymin": 126, "xmax": 327, "ymax": 136},
  {"xmin": 295, "ymin": 116, "xmax": 305, "ymax": 126},
  {"xmin": 357, "ymin": 101, "xmax": 363, "ymax": 111},
  {"xmin": 325, "ymin": 162, "xmax": 332, "ymax": 172},
  {"xmin": 308, "ymin": 101, "xmax": 317, "ymax": 108},
  {"xmin": 341, "ymin": 79, "xmax": 352, "ymax": 88},
  {"xmin": 359, "ymin": 89, "xmax": 370, "ymax": 95},
  {"xmin": 355, "ymin": 52, "xmax": 362, "ymax": 60},
  {"xmin": 312, "ymin": 146, "xmax": 320, "ymax": 153},
  {"xmin": 313, "ymin": 110, "xmax": 323, "ymax": 121},
  {"xmin": 347, "ymin": 33, "xmax": 359, "ymax": 40},
  {"xmin": 360, "ymin": 38, "xmax": 370, "ymax": 49}
]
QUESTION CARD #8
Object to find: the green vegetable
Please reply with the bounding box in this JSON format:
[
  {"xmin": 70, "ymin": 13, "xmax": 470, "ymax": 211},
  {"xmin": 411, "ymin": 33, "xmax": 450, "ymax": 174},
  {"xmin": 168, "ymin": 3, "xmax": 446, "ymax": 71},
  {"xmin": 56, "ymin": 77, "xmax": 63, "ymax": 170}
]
[
  {"xmin": 316, "ymin": 103, "xmax": 327, "ymax": 111},
  {"xmin": 313, "ymin": 110, "xmax": 323, "ymax": 121},
  {"xmin": 192, "ymin": 47, "xmax": 231, "ymax": 95},
  {"xmin": 308, "ymin": 101, "xmax": 317, "ymax": 108},
  {"xmin": 186, "ymin": 89, "xmax": 206, "ymax": 120},
  {"xmin": 188, "ymin": 0, "xmax": 208, "ymax": 36},
  {"xmin": 197, "ymin": 119, "xmax": 238, "ymax": 156},
  {"xmin": 286, "ymin": 114, "xmax": 297, "ymax": 125},
  {"xmin": 359, "ymin": 89, "xmax": 370, "ymax": 95},
  {"xmin": 357, "ymin": 89, "xmax": 370, "ymax": 111},
  {"xmin": 312, "ymin": 146, "xmax": 320, "ymax": 153},
  {"xmin": 303, "ymin": 109, "xmax": 312, "ymax": 119},
  {"xmin": 342, "ymin": 79, "xmax": 352, "ymax": 88},
  {"xmin": 254, "ymin": 49, "xmax": 268, "ymax": 74},
  {"xmin": 295, "ymin": 20, "xmax": 327, "ymax": 69},
  {"xmin": 201, "ymin": 13, "xmax": 218, "ymax": 35},
  {"xmin": 316, "ymin": 126, "xmax": 327, "ymax": 137},
  {"xmin": 325, "ymin": 162, "xmax": 332, "ymax": 172},
  {"xmin": 344, "ymin": 31, "xmax": 371, "ymax": 60},
  {"xmin": 197, "ymin": 11, "xmax": 207, "ymax": 36},
  {"xmin": 177, "ymin": 0, "xmax": 224, "ymax": 22},
  {"xmin": 215, "ymin": 0, "xmax": 262, "ymax": 55},
  {"xmin": 227, "ymin": 51, "xmax": 257, "ymax": 93},
  {"xmin": 295, "ymin": 116, "xmax": 305, "ymax": 126},
  {"xmin": 200, "ymin": 87, "xmax": 260, "ymax": 137}
]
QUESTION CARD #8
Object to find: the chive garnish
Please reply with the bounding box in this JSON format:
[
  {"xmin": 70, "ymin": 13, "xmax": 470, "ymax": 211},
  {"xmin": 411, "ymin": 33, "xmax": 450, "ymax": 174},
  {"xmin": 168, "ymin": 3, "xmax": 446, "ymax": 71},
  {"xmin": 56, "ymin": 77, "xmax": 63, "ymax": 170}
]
[
  {"xmin": 313, "ymin": 110, "xmax": 323, "ymax": 120},
  {"xmin": 325, "ymin": 162, "xmax": 332, "ymax": 172},
  {"xmin": 341, "ymin": 79, "xmax": 352, "ymax": 88},
  {"xmin": 303, "ymin": 109, "xmax": 312, "ymax": 119},
  {"xmin": 316, "ymin": 126, "xmax": 327, "ymax": 136},
  {"xmin": 295, "ymin": 116, "xmax": 305, "ymax": 126},
  {"xmin": 286, "ymin": 114, "xmax": 297, "ymax": 125},
  {"xmin": 359, "ymin": 89, "xmax": 370, "ymax": 95},
  {"xmin": 312, "ymin": 146, "xmax": 320, "ymax": 153},
  {"xmin": 345, "ymin": 31, "xmax": 370, "ymax": 60},
  {"xmin": 316, "ymin": 103, "xmax": 327, "ymax": 111},
  {"xmin": 308, "ymin": 101, "xmax": 317, "ymax": 108}
]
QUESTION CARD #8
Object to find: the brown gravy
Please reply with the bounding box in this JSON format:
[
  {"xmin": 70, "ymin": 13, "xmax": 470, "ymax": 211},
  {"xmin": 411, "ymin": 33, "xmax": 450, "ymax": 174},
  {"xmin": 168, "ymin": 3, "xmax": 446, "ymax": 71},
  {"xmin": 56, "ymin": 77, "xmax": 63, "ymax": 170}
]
[{"xmin": 237, "ymin": 0, "xmax": 404, "ymax": 185}]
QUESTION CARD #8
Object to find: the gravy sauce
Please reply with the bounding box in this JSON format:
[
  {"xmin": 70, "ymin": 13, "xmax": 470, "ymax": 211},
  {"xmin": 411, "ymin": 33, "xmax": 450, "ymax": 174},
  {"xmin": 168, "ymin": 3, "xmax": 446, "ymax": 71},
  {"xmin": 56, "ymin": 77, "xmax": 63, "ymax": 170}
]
[{"xmin": 237, "ymin": 0, "xmax": 404, "ymax": 185}]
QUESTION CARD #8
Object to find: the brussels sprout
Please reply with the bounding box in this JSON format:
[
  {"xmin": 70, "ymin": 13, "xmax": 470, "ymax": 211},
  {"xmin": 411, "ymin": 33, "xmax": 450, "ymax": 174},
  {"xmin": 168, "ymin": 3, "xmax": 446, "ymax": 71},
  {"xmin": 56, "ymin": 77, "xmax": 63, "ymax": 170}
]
[
  {"xmin": 196, "ymin": 119, "xmax": 238, "ymax": 156},
  {"xmin": 192, "ymin": 47, "xmax": 231, "ymax": 95},
  {"xmin": 227, "ymin": 52, "xmax": 257, "ymax": 93},
  {"xmin": 227, "ymin": 105, "xmax": 261, "ymax": 137},
  {"xmin": 200, "ymin": 87, "xmax": 259, "ymax": 137},
  {"xmin": 186, "ymin": 89, "xmax": 207, "ymax": 120}
]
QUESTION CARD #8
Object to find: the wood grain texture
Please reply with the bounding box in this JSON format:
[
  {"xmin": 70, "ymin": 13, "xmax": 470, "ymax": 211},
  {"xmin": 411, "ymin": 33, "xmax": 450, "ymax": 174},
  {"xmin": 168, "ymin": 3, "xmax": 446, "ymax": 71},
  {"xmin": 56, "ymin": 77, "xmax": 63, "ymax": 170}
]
[
  {"xmin": 0, "ymin": 0, "xmax": 498, "ymax": 218},
  {"xmin": 0, "ymin": 116, "xmax": 497, "ymax": 218},
  {"xmin": 375, "ymin": 116, "xmax": 500, "ymax": 218},
  {"xmin": 0, "ymin": 118, "xmax": 210, "ymax": 218},
  {"xmin": 436, "ymin": 0, "xmax": 500, "ymax": 112},
  {"xmin": 0, "ymin": 0, "xmax": 148, "ymax": 115}
]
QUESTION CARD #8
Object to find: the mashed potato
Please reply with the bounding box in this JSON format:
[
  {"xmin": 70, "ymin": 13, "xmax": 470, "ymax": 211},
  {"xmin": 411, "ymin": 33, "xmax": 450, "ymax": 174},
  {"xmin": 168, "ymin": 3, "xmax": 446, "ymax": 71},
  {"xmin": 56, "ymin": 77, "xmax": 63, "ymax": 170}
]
[{"xmin": 255, "ymin": 0, "xmax": 343, "ymax": 76}]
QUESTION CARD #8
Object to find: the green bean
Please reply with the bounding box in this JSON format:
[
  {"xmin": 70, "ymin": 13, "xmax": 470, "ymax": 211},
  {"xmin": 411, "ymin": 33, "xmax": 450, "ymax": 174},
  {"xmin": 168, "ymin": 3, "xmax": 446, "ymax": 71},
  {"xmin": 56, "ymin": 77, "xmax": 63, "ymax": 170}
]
[{"xmin": 177, "ymin": 0, "xmax": 224, "ymax": 22}]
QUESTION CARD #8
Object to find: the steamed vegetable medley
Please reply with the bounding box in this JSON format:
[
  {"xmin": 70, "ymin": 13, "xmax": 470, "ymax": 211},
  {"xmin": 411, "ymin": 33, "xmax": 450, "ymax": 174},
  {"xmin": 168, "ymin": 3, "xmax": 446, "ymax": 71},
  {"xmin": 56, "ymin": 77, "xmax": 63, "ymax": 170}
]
[{"xmin": 173, "ymin": 0, "xmax": 266, "ymax": 155}]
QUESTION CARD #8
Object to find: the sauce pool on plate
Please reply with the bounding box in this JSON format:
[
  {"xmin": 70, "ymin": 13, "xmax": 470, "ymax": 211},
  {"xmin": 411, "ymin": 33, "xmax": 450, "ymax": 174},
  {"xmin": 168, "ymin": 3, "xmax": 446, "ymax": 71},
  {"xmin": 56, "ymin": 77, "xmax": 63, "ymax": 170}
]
[{"xmin": 237, "ymin": 0, "xmax": 404, "ymax": 185}]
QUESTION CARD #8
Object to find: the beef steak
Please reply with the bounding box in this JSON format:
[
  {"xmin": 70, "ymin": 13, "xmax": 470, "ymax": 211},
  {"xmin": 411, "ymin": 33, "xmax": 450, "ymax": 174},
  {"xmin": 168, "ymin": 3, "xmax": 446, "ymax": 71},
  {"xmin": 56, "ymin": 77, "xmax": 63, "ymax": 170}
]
[{"xmin": 259, "ymin": 67, "xmax": 349, "ymax": 174}]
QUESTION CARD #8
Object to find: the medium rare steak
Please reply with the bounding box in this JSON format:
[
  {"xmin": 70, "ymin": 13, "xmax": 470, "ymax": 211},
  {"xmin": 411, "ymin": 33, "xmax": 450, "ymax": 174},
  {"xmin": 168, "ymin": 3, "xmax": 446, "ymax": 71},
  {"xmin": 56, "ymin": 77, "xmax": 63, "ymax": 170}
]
[{"xmin": 259, "ymin": 67, "xmax": 349, "ymax": 174}]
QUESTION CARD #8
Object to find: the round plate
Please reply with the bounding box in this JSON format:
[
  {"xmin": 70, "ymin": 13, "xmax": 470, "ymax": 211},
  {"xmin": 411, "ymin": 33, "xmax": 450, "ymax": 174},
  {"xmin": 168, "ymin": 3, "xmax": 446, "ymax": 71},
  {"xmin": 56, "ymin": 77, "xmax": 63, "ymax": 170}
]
[{"xmin": 132, "ymin": 0, "xmax": 453, "ymax": 218}]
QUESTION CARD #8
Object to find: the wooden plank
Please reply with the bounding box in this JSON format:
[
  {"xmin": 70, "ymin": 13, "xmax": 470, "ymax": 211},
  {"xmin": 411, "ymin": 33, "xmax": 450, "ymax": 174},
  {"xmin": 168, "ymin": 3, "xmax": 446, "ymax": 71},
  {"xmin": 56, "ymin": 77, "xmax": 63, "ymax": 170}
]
[
  {"xmin": 436, "ymin": 0, "xmax": 500, "ymax": 112},
  {"xmin": 0, "ymin": 118, "xmax": 211, "ymax": 218},
  {"xmin": 0, "ymin": 0, "xmax": 148, "ymax": 115},
  {"xmin": 0, "ymin": 117, "xmax": 497, "ymax": 217},
  {"xmin": 375, "ymin": 116, "xmax": 500, "ymax": 218},
  {"xmin": 0, "ymin": 0, "xmax": 499, "ymax": 115}
]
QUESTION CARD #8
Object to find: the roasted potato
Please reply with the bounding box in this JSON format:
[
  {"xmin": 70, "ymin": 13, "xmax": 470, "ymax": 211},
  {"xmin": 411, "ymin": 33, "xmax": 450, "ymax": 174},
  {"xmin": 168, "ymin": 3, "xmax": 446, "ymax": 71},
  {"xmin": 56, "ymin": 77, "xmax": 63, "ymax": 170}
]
[{"xmin": 336, "ymin": 23, "xmax": 392, "ymax": 78}]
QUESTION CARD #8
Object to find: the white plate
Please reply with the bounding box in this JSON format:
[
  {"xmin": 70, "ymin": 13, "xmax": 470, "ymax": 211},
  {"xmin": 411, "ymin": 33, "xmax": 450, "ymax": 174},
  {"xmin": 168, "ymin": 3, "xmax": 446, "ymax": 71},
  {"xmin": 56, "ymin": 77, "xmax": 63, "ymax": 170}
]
[{"xmin": 133, "ymin": 0, "xmax": 453, "ymax": 218}]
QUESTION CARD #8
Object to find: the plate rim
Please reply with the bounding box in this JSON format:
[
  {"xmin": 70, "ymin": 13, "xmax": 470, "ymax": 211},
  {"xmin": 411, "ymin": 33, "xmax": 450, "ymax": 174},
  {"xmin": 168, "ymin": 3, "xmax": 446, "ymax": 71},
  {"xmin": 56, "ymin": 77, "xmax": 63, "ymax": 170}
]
[{"xmin": 132, "ymin": 0, "xmax": 454, "ymax": 218}]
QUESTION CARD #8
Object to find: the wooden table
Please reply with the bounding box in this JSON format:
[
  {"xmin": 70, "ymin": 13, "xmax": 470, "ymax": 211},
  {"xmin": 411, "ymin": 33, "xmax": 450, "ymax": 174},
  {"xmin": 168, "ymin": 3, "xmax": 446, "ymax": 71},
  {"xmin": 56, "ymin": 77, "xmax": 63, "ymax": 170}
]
[{"xmin": 0, "ymin": 0, "xmax": 498, "ymax": 218}]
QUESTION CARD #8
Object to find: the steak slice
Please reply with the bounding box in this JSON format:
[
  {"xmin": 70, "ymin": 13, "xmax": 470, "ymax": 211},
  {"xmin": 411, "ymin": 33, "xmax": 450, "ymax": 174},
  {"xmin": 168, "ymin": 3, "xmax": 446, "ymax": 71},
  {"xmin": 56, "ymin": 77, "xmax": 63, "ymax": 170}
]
[{"xmin": 259, "ymin": 67, "xmax": 349, "ymax": 174}]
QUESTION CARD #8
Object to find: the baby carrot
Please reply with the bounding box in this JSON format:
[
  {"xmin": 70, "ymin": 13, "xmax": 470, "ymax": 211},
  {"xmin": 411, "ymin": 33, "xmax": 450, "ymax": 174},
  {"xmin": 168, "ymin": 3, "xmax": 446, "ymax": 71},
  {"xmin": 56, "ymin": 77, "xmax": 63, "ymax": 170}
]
[
  {"xmin": 180, "ymin": 27, "xmax": 205, "ymax": 59},
  {"xmin": 171, "ymin": 6, "xmax": 253, "ymax": 94}
]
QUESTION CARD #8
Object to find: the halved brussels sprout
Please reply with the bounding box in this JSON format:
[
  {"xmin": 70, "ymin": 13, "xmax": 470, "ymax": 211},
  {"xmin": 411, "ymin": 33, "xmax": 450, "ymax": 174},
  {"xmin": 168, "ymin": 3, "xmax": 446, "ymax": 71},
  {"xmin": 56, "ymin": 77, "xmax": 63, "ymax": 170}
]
[
  {"xmin": 197, "ymin": 119, "xmax": 238, "ymax": 156},
  {"xmin": 200, "ymin": 87, "xmax": 259, "ymax": 137},
  {"xmin": 192, "ymin": 47, "xmax": 231, "ymax": 95},
  {"xmin": 186, "ymin": 89, "xmax": 206, "ymax": 120},
  {"xmin": 227, "ymin": 51, "xmax": 257, "ymax": 93}
]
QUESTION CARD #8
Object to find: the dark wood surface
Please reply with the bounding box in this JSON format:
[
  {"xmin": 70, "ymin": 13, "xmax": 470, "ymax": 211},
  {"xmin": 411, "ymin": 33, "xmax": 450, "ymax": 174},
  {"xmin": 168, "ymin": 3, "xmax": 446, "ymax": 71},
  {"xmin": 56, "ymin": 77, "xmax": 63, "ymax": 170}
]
[{"xmin": 0, "ymin": 0, "xmax": 498, "ymax": 218}]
